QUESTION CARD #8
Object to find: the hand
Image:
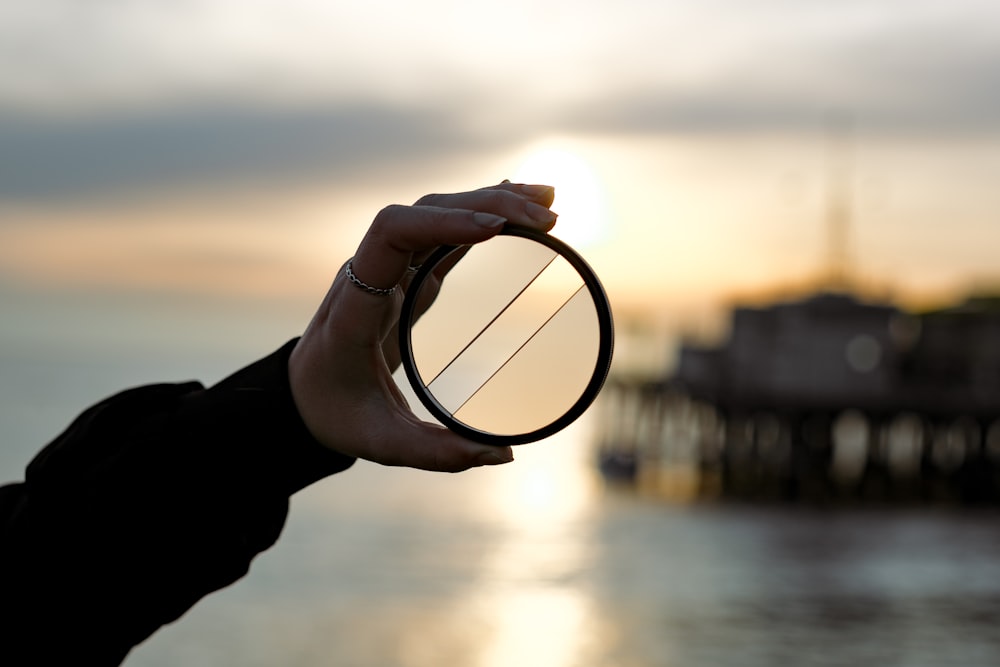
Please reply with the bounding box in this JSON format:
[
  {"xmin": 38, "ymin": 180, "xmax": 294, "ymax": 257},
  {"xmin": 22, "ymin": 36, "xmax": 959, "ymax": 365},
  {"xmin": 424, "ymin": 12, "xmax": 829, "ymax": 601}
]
[{"xmin": 288, "ymin": 181, "xmax": 557, "ymax": 472}]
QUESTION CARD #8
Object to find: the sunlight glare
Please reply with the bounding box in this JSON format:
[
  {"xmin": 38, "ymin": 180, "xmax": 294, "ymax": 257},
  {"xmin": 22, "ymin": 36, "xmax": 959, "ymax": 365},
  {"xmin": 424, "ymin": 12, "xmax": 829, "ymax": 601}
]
[
  {"xmin": 487, "ymin": 421, "xmax": 599, "ymax": 525},
  {"xmin": 476, "ymin": 588, "xmax": 595, "ymax": 667},
  {"xmin": 513, "ymin": 146, "xmax": 611, "ymax": 248},
  {"xmin": 468, "ymin": 421, "xmax": 606, "ymax": 667}
]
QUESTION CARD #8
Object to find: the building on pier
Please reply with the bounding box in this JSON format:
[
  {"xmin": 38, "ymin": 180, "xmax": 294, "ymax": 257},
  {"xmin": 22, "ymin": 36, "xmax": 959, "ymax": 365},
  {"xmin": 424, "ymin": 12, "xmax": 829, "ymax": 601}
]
[{"xmin": 598, "ymin": 292, "xmax": 1000, "ymax": 504}]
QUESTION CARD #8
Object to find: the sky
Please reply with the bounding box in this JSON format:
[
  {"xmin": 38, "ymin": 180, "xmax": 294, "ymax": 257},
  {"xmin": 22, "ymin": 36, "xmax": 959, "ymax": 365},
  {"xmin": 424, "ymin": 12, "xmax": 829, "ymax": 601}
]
[
  {"xmin": 1, "ymin": 0, "xmax": 999, "ymax": 371},
  {"xmin": 2, "ymin": 9, "xmax": 998, "ymax": 658}
]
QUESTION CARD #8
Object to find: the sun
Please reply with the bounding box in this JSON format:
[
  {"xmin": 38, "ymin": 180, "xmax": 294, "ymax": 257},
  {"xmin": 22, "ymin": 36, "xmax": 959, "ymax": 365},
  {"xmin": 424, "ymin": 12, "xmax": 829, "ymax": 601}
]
[{"xmin": 512, "ymin": 146, "xmax": 611, "ymax": 248}]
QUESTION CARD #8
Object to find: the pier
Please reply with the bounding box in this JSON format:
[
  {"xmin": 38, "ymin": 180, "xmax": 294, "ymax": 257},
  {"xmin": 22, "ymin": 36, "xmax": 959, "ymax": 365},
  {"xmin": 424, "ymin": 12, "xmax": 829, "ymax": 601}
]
[{"xmin": 598, "ymin": 292, "xmax": 1000, "ymax": 504}]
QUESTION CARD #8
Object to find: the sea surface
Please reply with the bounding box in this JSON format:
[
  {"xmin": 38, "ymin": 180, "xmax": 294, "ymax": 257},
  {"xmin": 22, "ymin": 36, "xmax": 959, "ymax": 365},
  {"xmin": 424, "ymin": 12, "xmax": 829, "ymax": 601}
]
[{"xmin": 3, "ymin": 290, "xmax": 1000, "ymax": 667}]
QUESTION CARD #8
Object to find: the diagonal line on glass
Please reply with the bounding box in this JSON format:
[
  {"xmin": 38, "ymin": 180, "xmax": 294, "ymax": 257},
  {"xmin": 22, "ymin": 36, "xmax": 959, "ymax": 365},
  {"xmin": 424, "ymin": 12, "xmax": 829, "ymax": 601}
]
[
  {"xmin": 426, "ymin": 253, "xmax": 559, "ymax": 387},
  {"xmin": 447, "ymin": 283, "xmax": 587, "ymax": 417}
]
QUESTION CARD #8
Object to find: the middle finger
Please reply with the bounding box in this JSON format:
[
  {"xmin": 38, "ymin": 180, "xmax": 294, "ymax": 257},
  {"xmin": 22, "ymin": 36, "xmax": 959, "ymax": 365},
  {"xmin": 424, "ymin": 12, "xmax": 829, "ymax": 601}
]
[{"xmin": 415, "ymin": 184, "xmax": 557, "ymax": 232}]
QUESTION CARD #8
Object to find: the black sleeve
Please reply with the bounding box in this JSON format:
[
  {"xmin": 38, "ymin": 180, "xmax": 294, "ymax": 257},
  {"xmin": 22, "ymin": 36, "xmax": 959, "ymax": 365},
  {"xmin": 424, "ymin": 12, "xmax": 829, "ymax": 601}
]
[{"xmin": 0, "ymin": 339, "xmax": 355, "ymax": 666}]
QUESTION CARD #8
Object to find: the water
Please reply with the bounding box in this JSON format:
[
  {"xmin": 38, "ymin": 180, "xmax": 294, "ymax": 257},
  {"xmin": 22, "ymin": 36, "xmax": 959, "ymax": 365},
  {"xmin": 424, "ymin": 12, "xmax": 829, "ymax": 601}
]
[
  {"xmin": 4, "ymin": 292, "xmax": 1000, "ymax": 666},
  {"xmin": 128, "ymin": 473, "xmax": 1000, "ymax": 667}
]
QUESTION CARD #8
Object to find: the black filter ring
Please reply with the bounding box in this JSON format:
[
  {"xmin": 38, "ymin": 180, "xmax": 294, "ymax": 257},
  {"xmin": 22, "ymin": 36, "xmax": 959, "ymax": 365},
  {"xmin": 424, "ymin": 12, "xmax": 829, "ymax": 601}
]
[{"xmin": 398, "ymin": 224, "xmax": 614, "ymax": 446}]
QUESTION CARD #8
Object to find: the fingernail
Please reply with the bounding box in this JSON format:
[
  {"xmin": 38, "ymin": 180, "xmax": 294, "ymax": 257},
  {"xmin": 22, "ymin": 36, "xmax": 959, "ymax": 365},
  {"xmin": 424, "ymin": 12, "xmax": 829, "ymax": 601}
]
[
  {"xmin": 476, "ymin": 448, "xmax": 514, "ymax": 466},
  {"xmin": 520, "ymin": 184, "xmax": 555, "ymax": 199},
  {"xmin": 501, "ymin": 178, "xmax": 511, "ymax": 184},
  {"xmin": 527, "ymin": 202, "xmax": 558, "ymax": 224},
  {"xmin": 473, "ymin": 212, "xmax": 507, "ymax": 229}
]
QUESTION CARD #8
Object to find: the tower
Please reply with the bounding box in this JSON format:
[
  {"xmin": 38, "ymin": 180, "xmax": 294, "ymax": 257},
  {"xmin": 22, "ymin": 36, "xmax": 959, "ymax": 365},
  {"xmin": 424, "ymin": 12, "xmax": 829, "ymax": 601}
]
[{"xmin": 824, "ymin": 115, "xmax": 853, "ymax": 291}]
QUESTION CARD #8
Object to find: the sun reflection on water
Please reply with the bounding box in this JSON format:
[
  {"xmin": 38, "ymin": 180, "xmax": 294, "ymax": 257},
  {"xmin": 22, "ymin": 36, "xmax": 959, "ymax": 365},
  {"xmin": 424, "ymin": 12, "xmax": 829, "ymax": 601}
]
[
  {"xmin": 476, "ymin": 587, "xmax": 594, "ymax": 667},
  {"xmin": 465, "ymin": 421, "xmax": 612, "ymax": 667},
  {"xmin": 483, "ymin": 426, "xmax": 598, "ymax": 525},
  {"xmin": 285, "ymin": 408, "xmax": 616, "ymax": 666}
]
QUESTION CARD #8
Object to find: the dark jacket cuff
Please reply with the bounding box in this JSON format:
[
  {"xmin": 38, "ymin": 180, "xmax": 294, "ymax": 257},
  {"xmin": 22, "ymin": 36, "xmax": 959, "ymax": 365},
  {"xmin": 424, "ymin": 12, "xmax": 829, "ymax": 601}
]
[{"xmin": 174, "ymin": 337, "xmax": 356, "ymax": 496}]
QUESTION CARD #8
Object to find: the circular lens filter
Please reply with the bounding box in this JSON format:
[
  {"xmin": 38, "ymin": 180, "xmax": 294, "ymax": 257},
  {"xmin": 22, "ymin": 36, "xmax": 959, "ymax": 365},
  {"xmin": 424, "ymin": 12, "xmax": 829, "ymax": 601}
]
[{"xmin": 398, "ymin": 224, "xmax": 614, "ymax": 446}]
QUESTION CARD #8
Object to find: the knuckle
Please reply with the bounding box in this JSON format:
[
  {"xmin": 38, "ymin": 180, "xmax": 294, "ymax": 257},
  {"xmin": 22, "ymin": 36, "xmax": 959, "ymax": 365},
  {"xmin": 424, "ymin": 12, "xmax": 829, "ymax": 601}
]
[
  {"xmin": 369, "ymin": 204, "xmax": 408, "ymax": 241},
  {"xmin": 484, "ymin": 189, "xmax": 512, "ymax": 208},
  {"xmin": 414, "ymin": 193, "xmax": 443, "ymax": 206},
  {"xmin": 433, "ymin": 447, "xmax": 468, "ymax": 473},
  {"xmin": 374, "ymin": 203, "xmax": 407, "ymax": 223}
]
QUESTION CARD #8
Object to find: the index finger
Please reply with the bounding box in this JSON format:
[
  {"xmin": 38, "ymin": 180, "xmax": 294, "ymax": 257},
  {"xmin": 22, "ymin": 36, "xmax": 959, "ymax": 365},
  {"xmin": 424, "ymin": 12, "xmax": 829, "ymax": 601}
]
[
  {"xmin": 415, "ymin": 184, "xmax": 557, "ymax": 232},
  {"xmin": 349, "ymin": 204, "xmax": 507, "ymax": 296}
]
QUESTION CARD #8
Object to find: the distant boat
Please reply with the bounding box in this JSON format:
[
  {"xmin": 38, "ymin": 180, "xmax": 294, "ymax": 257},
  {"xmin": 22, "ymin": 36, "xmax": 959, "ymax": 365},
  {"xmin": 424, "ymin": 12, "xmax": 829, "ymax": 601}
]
[{"xmin": 597, "ymin": 449, "xmax": 637, "ymax": 481}]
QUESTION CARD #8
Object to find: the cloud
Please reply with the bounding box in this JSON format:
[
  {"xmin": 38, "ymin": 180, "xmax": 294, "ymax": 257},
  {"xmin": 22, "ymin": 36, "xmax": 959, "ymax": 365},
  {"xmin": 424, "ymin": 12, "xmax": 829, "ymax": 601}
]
[
  {"xmin": 557, "ymin": 8, "xmax": 1000, "ymax": 137},
  {"xmin": 0, "ymin": 101, "xmax": 508, "ymax": 203},
  {"xmin": 4, "ymin": 62, "xmax": 997, "ymax": 208},
  {"xmin": 4, "ymin": 0, "xmax": 999, "ymax": 205},
  {"xmin": 558, "ymin": 81, "xmax": 1000, "ymax": 137},
  {"xmin": 558, "ymin": 39, "xmax": 1000, "ymax": 137}
]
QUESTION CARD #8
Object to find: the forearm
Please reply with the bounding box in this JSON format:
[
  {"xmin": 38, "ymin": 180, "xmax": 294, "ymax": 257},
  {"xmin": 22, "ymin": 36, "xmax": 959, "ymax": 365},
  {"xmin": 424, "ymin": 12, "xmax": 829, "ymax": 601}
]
[{"xmin": 0, "ymin": 339, "xmax": 354, "ymax": 665}]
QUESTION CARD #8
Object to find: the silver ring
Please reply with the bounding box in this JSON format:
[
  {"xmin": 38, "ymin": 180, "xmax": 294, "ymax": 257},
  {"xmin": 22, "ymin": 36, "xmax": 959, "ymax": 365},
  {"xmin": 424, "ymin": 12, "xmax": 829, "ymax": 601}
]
[{"xmin": 345, "ymin": 259, "xmax": 396, "ymax": 296}]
